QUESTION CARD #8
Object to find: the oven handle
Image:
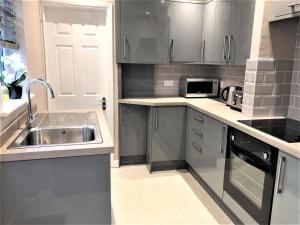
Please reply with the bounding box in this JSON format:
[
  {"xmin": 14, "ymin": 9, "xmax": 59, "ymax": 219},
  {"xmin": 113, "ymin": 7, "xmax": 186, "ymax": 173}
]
[{"xmin": 229, "ymin": 145, "xmax": 273, "ymax": 174}]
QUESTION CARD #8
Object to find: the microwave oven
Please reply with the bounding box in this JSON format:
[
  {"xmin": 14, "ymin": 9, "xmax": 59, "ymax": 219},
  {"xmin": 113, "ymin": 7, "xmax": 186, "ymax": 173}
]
[{"xmin": 179, "ymin": 78, "xmax": 219, "ymax": 98}]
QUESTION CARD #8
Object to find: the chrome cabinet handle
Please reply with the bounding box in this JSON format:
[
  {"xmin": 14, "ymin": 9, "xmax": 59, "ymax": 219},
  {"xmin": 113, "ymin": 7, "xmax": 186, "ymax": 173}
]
[
  {"xmin": 192, "ymin": 142, "xmax": 203, "ymax": 153},
  {"xmin": 169, "ymin": 39, "xmax": 174, "ymax": 61},
  {"xmin": 227, "ymin": 35, "xmax": 233, "ymax": 62},
  {"xmin": 277, "ymin": 156, "xmax": 287, "ymax": 193},
  {"xmin": 123, "ymin": 35, "xmax": 127, "ymax": 59},
  {"xmin": 155, "ymin": 109, "xmax": 158, "ymax": 129},
  {"xmin": 223, "ymin": 36, "xmax": 228, "ymax": 61},
  {"xmin": 192, "ymin": 115, "xmax": 204, "ymax": 124},
  {"xmin": 193, "ymin": 128, "xmax": 204, "ymax": 139},
  {"xmin": 220, "ymin": 126, "xmax": 226, "ymax": 154},
  {"xmin": 201, "ymin": 40, "xmax": 205, "ymax": 63},
  {"xmin": 288, "ymin": 2, "xmax": 300, "ymax": 13}
]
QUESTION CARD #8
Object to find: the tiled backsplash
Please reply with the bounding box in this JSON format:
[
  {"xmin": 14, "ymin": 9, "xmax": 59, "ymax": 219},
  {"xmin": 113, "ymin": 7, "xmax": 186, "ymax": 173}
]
[
  {"xmin": 154, "ymin": 64, "xmax": 246, "ymax": 96},
  {"xmin": 243, "ymin": 59, "xmax": 294, "ymax": 117},
  {"xmin": 288, "ymin": 21, "xmax": 300, "ymax": 121}
]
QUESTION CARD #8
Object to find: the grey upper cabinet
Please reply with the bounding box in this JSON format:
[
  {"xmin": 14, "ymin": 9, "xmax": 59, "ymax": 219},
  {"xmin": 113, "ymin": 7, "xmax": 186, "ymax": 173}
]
[
  {"xmin": 229, "ymin": 0, "xmax": 255, "ymax": 65},
  {"xmin": 212, "ymin": 0, "xmax": 232, "ymax": 64},
  {"xmin": 185, "ymin": 108, "xmax": 227, "ymax": 198},
  {"xmin": 271, "ymin": 151, "xmax": 300, "ymax": 225},
  {"xmin": 117, "ymin": 0, "xmax": 169, "ymax": 64},
  {"xmin": 203, "ymin": 0, "xmax": 255, "ymax": 65},
  {"xmin": 202, "ymin": 0, "xmax": 216, "ymax": 64},
  {"xmin": 270, "ymin": 0, "xmax": 300, "ymax": 21},
  {"xmin": 147, "ymin": 106, "xmax": 186, "ymax": 172},
  {"xmin": 168, "ymin": 1, "xmax": 203, "ymax": 62}
]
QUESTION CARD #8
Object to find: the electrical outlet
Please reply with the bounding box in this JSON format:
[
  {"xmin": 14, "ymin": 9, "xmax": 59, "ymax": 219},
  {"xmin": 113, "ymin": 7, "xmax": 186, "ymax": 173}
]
[{"xmin": 164, "ymin": 80, "xmax": 174, "ymax": 87}]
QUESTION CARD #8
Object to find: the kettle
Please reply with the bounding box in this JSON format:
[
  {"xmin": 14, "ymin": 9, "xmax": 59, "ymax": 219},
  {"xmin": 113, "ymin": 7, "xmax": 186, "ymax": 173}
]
[{"xmin": 221, "ymin": 86, "xmax": 243, "ymax": 108}]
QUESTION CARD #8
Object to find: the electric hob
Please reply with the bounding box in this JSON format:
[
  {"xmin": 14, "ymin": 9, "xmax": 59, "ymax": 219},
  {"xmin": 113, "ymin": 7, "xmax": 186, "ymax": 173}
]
[{"xmin": 238, "ymin": 118, "xmax": 300, "ymax": 143}]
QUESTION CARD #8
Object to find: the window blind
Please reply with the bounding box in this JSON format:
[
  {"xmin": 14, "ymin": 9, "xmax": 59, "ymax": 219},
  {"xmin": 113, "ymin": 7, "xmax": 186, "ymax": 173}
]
[{"xmin": 0, "ymin": 0, "xmax": 19, "ymax": 49}]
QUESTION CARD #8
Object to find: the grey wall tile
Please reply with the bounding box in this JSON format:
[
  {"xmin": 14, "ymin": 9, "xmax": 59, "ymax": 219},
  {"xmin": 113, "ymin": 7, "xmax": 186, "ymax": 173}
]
[
  {"xmin": 255, "ymin": 85, "xmax": 274, "ymax": 95},
  {"xmin": 261, "ymin": 96, "xmax": 282, "ymax": 107},
  {"xmin": 273, "ymin": 84, "xmax": 292, "ymax": 95}
]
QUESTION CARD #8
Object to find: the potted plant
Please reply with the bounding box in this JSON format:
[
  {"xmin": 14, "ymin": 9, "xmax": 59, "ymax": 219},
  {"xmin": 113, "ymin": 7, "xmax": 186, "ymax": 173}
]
[{"xmin": 0, "ymin": 53, "xmax": 27, "ymax": 99}]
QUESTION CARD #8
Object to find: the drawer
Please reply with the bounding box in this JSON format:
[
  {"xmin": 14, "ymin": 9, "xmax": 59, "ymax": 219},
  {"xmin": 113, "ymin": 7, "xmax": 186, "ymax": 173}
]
[
  {"xmin": 188, "ymin": 108, "xmax": 218, "ymax": 131},
  {"xmin": 188, "ymin": 120, "xmax": 223, "ymax": 149},
  {"xmin": 186, "ymin": 135, "xmax": 208, "ymax": 172}
]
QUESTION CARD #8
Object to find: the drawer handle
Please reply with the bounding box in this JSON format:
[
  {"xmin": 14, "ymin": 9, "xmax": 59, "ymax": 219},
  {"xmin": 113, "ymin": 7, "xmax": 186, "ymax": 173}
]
[
  {"xmin": 192, "ymin": 128, "xmax": 204, "ymax": 139},
  {"xmin": 192, "ymin": 142, "xmax": 203, "ymax": 153},
  {"xmin": 192, "ymin": 115, "xmax": 204, "ymax": 124}
]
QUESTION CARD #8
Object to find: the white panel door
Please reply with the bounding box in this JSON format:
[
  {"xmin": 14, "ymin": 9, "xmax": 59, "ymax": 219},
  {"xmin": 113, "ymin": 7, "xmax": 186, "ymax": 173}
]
[{"xmin": 43, "ymin": 6, "xmax": 114, "ymax": 132}]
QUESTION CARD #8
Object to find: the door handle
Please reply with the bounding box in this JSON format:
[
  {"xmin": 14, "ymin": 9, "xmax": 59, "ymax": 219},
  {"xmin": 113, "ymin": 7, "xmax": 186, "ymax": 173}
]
[
  {"xmin": 227, "ymin": 35, "xmax": 233, "ymax": 62},
  {"xmin": 220, "ymin": 126, "xmax": 226, "ymax": 154},
  {"xmin": 155, "ymin": 109, "xmax": 158, "ymax": 129},
  {"xmin": 277, "ymin": 156, "xmax": 287, "ymax": 193},
  {"xmin": 201, "ymin": 40, "xmax": 205, "ymax": 63},
  {"xmin": 288, "ymin": 2, "xmax": 300, "ymax": 13},
  {"xmin": 123, "ymin": 35, "xmax": 127, "ymax": 59},
  {"xmin": 169, "ymin": 39, "xmax": 174, "ymax": 61},
  {"xmin": 223, "ymin": 36, "xmax": 228, "ymax": 62}
]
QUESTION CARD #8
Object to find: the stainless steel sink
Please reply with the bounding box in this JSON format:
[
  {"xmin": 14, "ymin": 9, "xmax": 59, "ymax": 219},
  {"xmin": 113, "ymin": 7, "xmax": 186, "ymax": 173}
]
[{"xmin": 9, "ymin": 126, "xmax": 102, "ymax": 148}]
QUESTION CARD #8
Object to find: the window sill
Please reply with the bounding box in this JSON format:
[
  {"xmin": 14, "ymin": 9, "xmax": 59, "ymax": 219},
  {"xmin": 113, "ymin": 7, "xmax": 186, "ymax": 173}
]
[{"xmin": 0, "ymin": 95, "xmax": 35, "ymax": 118}]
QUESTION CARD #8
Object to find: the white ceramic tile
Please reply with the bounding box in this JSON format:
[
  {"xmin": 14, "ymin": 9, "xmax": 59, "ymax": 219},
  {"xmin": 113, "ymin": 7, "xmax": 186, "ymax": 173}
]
[{"xmin": 111, "ymin": 165, "xmax": 233, "ymax": 225}]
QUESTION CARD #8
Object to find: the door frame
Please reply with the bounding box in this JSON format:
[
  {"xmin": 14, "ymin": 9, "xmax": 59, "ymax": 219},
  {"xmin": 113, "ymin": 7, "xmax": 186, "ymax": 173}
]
[{"xmin": 41, "ymin": 0, "xmax": 119, "ymax": 167}]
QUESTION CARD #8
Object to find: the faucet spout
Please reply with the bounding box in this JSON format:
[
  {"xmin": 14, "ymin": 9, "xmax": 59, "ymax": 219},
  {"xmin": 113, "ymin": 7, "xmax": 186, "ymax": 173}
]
[{"xmin": 26, "ymin": 78, "xmax": 55, "ymax": 128}]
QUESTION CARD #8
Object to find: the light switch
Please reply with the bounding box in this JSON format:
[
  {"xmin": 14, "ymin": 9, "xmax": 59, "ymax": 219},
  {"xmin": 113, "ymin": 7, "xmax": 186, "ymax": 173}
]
[{"xmin": 164, "ymin": 80, "xmax": 174, "ymax": 87}]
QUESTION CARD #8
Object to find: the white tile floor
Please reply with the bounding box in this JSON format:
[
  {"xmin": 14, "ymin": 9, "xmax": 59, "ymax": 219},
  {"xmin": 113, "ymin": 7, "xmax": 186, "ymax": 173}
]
[{"xmin": 111, "ymin": 165, "xmax": 234, "ymax": 225}]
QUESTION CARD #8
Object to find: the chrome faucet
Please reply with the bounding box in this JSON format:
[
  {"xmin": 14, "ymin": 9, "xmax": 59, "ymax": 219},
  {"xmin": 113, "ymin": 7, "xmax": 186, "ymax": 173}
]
[{"xmin": 26, "ymin": 79, "xmax": 55, "ymax": 128}]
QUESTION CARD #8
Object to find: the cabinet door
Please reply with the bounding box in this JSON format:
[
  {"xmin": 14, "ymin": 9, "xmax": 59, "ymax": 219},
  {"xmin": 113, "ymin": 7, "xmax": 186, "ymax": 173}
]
[
  {"xmin": 118, "ymin": 0, "xmax": 169, "ymax": 64},
  {"xmin": 119, "ymin": 104, "xmax": 147, "ymax": 159},
  {"xmin": 229, "ymin": 0, "xmax": 255, "ymax": 65},
  {"xmin": 202, "ymin": 0, "xmax": 216, "ymax": 64},
  {"xmin": 213, "ymin": 0, "xmax": 232, "ymax": 64},
  {"xmin": 271, "ymin": 0, "xmax": 294, "ymax": 18},
  {"xmin": 168, "ymin": 1, "xmax": 203, "ymax": 62},
  {"xmin": 150, "ymin": 106, "xmax": 186, "ymax": 162},
  {"xmin": 271, "ymin": 152, "xmax": 300, "ymax": 225}
]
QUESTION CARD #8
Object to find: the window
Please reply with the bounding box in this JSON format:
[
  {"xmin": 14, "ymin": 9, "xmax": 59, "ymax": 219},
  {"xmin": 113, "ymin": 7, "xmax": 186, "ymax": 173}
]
[{"xmin": 0, "ymin": 0, "xmax": 19, "ymax": 49}]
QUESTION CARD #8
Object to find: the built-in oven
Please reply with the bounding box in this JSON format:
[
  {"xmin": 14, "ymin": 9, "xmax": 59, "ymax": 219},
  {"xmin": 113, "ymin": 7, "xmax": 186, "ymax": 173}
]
[{"xmin": 223, "ymin": 127, "xmax": 278, "ymax": 225}]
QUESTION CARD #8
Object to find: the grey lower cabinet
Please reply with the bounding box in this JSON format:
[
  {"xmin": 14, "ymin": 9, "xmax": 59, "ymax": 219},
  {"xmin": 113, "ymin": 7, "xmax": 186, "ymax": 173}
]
[
  {"xmin": 147, "ymin": 106, "xmax": 186, "ymax": 172},
  {"xmin": 270, "ymin": 0, "xmax": 300, "ymax": 21},
  {"xmin": 270, "ymin": 151, "xmax": 300, "ymax": 225},
  {"xmin": 185, "ymin": 108, "xmax": 227, "ymax": 198},
  {"xmin": 116, "ymin": 0, "xmax": 169, "ymax": 64},
  {"xmin": 168, "ymin": 1, "xmax": 203, "ymax": 62},
  {"xmin": 119, "ymin": 104, "xmax": 148, "ymax": 164},
  {"xmin": 0, "ymin": 155, "xmax": 111, "ymax": 225}
]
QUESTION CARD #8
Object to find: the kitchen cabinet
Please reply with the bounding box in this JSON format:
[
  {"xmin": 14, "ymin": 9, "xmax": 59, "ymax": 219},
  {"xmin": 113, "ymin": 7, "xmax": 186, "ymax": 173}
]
[
  {"xmin": 271, "ymin": 151, "xmax": 300, "ymax": 225},
  {"xmin": 270, "ymin": 0, "xmax": 300, "ymax": 21},
  {"xmin": 202, "ymin": 0, "xmax": 216, "ymax": 64},
  {"xmin": 168, "ymin": 1, "xmax": 203, "ymax": 62},
  {"xmin": 116, "ymin": 0, "xmax": 169, "ymax": 64},
  {"xmin": 212, "ymin": 0, "xmax": 232, "ymax": 64},
  {"xmin": 185, "ymin": 108, "xmax": 227, "ymax": 198},
  {"xmin": 147, "ymin": 106, "xmax": 186, "ymax": 172},
  {"xmin": 119, "ymin": 104, "xmax": 147, "ymax": 164},
  {"xmin": 203, "ymin": 0, "xmax": 255, "ymax": 65}
]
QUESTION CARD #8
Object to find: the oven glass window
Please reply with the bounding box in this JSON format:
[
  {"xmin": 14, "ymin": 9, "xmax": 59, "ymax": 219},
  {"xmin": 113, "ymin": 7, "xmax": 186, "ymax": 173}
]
[
  {"xmin": 229, "ymin": 153, "xmax": 265, "ymax": 209},
  {"xmin": 187, "ymin": 82, "xmax": 213, "ymax": 94}
]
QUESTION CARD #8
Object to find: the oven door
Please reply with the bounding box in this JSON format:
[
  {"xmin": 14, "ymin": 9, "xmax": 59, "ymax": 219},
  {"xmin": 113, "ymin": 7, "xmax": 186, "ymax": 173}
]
[{"xmin": 224, "ymin": 144, "xmax": 275, "ymax": 225}]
